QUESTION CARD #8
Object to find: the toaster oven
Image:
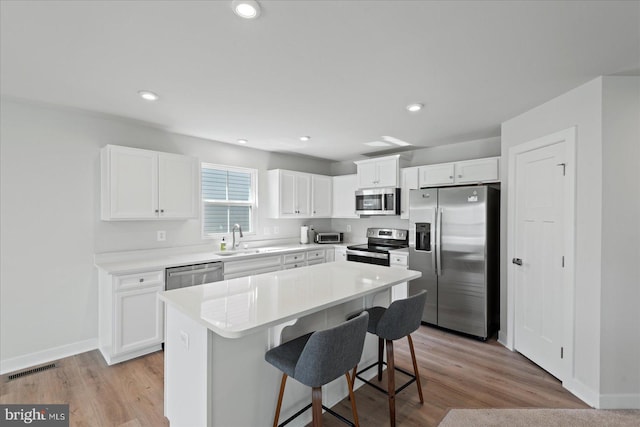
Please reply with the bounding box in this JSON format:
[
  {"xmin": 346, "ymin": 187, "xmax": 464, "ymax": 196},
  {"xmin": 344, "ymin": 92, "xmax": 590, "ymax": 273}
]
[{"xmin": 314, "ymin": 232, "xmax": 343, "ymax": 244}]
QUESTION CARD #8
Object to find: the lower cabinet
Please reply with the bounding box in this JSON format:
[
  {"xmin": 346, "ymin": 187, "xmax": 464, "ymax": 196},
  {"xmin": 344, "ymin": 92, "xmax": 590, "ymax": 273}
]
[
  {"xmin": 334, "ymin": 246, "xmax": 347, "ymax": 262},
  {"xmin": 390, "ymin": 252, "xmax": 409, "ymax": 301},
  {"xmin": 98, "ymin": 269, "xmax": 164, "ymax": 365}
]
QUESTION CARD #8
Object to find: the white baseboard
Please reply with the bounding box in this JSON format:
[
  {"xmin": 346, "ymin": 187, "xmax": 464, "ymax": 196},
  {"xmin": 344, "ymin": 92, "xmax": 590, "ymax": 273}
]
[
  {"xmin": 0, "ymin": 338, "xmax": 98, "ymax": 375},
  {"xmin": 563, "ymin": 377, "xmax": 598, "ymax": 408},
  {"xmin": 599, "ymin": 393, "xmax": 640, "ymax": 409}
]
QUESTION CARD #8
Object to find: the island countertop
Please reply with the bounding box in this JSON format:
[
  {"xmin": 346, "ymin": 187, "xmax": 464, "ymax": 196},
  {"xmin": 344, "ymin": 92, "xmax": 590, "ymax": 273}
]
[{"xmin": 159, "ymin": 262, "xmax": 421, "ymax": 339}]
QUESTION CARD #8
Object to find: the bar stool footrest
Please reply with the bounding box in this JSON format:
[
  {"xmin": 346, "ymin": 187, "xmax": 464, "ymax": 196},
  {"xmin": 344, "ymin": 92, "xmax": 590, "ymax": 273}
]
[
  {"xmin": 278, "ymin": 403, "xmax": 356, "ymax": 427},
  {"xmin": 354, "ymin": 361, "xmax": 417, "ymax": 396}
]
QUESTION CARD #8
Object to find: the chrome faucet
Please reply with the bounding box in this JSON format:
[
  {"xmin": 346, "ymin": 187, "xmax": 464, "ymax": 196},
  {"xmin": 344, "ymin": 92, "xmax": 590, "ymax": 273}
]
[{"xmin": 232, "ymin": 224, "xmax": 243, "ymax": 249}]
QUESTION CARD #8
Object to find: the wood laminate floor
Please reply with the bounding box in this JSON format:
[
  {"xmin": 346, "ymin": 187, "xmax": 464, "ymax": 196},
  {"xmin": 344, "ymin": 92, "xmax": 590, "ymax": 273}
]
[{"xmin": 1, "ymin": 325, "xmax": 588, "ymax": 426}]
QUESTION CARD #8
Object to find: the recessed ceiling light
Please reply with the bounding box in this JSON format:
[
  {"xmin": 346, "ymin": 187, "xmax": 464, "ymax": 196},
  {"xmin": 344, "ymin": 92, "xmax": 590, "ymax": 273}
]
[
  {"xmin": 232, "ymin": 0, "xmax": 261, "ymax": 19},
  {"xmin": 299, "ymin": 136, "xmax": 311, "ymax": 142},
  {"xmin": 237, "ymin": 139, "xmax": 248, "ymax": 144},
  {"xmin": 406, "ymin": 103, "xmax": 423, "ymax": 112},
  {"xmin": 138, "ymin": 90, "xmax": 159, "ymax": 101}
]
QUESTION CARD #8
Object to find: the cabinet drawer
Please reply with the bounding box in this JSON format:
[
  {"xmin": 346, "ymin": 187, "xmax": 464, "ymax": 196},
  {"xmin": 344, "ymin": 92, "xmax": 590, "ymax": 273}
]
[
  {"xmin": 306, "ymin": 249, "xmax": 326, "ymax": 261},
  {"xmin": 283, "ymin": 262, "xmax": 306, "ymax": 270},
  {"xmin": 223, "ymin": 255, "xmax": 281, "ymax": 275},
  {"xmin": 283, "ymin": 252, "xmax": 306, "ymax": 264},
  {"xmin": 115, "ymin": 270, "xmax": 164, "ymax": 291},
  {"xmin": 307, "ymin": 258, "xmax": 324, "ymax": 266},
  {"xmin": 390, "ymin": 255, "xmax": 408, "ymax": 267}
]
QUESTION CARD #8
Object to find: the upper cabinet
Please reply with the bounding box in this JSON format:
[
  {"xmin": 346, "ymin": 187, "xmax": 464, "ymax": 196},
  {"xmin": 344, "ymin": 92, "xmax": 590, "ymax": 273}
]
[
  {"xmin": 311, "ymin": 174, "xmax": 332, "ymax": 218},
  {"xmin": 331, "ymin": 174, "xmax": 359, "ymax": 218},
  {"xmin": 268, "ymin": 169, "xmax": 332, "ymax": 218},
  {"xmin": 418, "ymin": 157, "xmax": 500, "ymax": 188},
  {"xmin": 400, "ymin": 167, "xmax": 419, "ymax": 219},
  {"xmin": 354, "ymin": 155, "xmax": 400, "ymax": 188},
  {"xmin": 101, "ymin": 145, "xmax": 198, "ymax": 220}
]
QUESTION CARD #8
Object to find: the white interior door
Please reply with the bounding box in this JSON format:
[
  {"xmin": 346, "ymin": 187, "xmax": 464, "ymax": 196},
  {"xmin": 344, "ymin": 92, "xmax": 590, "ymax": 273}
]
[{"xmin": 513, "ymin": 137, "xmax": 568, "ymax": 380}]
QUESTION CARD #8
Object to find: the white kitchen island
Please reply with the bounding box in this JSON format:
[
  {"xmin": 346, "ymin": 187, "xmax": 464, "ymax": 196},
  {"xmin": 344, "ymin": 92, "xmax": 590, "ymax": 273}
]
[{"xmin": 158, "ymin": 262, "xmax": 421, "ymax": 427}]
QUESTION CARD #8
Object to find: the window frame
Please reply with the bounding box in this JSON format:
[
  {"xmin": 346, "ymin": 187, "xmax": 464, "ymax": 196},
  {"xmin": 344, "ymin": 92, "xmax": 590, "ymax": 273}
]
[{"xmin": 201, "ymin": 162, "xmax": 258, "ymax": 239}]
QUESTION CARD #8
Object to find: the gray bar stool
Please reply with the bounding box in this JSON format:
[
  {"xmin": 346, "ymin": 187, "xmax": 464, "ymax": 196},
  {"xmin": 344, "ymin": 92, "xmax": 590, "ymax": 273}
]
[
  {"xmin": 265, "ymin": 312, "xmax": 369, "ymax": 427},
  {"xmin": 352, "ymin": 290, "xmax": 427, "ymax": 427}
]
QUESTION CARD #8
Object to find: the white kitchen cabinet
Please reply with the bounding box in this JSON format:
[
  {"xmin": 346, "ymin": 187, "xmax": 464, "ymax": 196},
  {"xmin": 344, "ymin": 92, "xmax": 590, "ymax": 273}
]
[
  {"xmin": 354, "ymin": 155, "xmax": 400, "ymax": 188},
  {"xmin": 283, "ymin": 251, "xmax": 307, "ymax": 269},
  {"xmin": 400, "ymin": 167, "xmax": 420, "ymax": 219},
  {"xmin": 311, "ymin": 174, "xmax": 332, "ymax": 217},
  {"xmin": 331, "ymin": 174, "xmax": 359, "ymax": 218},
  {"xmin": 268, "ymin": 169, "xmax": 324, "ymax": 218},
  {"xmin": 389, "ymin": 251, "xmax": 409, "ymax": 301},
  {"xmin": 101, "ymin": 145, "xmax": 198, "ymax": 220},
  {"xmin": 334, "ymin": 246, "xmax": 348, "ymax": 262},
  {"xmin": 98, "ymin": 268, "xmax": 164, "ymax": 365},
  {"xmin": 418, "ymin": 157, "xmax": 500, "ymax": 188}
]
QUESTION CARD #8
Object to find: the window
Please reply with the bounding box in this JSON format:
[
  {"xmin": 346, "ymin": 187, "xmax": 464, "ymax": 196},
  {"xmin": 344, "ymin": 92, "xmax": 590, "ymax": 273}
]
[{"xmin": 201, "ymin": 163, "xmax": 257, "ymax": 237}]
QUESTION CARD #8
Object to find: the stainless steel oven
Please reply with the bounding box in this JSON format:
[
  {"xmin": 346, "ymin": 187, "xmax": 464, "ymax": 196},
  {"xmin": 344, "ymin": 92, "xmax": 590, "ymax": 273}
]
[{"xmin": 346, "ymin": 228, "xmax": 408, "ymax": 266}]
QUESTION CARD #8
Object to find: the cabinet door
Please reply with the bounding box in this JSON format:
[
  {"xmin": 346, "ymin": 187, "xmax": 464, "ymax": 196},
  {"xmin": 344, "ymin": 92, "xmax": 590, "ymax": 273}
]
[
  {"xmin": 357, "ymin": 162, "xmax": 378, "ymax": 188},
  {"xmin": 295, "ymin": 174, "xmax": 311, "ymax": 216},
  {"xmin": 311, "ymin": 175, "xmax": 332, "ymax": 217},
  {"xmin": 375, "ymin": 157, "xmax": 399, "ymax": 187},
  {"xmin": 279, "ymin": 171, "xmax": 298, "ymax": 216},
  {"xmin": 107, "ymin": 146, "xmax": 158, "ymax": 219},
  {"xmin": 331, "ymin": 175, "xmax": 358, "ymax": 218},
  {"xmin": 419, "ymin": 163, "xmax": 455, "ymax": 187},
  {"xmin": 454, "ymin": 157, "xmax": 499, "ymax": 184},
  {"xmin": 400, "ymin": 167, "xmax": 419, "ymax": 219},
  {"xmin": 158, "ymin": 153, "xmax": 198, "ymax": 218},
  {"xmin": 334, "ymin": 247, "xmax": 348, "ymax": 262},
  {"xmin": 114, "ymin": 285, "xmax": 164, "ymax": 355}
]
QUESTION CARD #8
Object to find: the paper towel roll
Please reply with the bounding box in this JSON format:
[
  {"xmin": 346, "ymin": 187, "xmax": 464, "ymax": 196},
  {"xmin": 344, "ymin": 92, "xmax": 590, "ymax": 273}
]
[{"xmin": 300, "ymin": 226, "xmax": 309, "ymax": 244}]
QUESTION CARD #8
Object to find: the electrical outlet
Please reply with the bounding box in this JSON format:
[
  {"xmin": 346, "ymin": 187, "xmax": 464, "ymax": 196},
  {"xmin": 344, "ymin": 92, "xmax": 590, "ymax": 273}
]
[
  {"xmin": 346, "ymin": 225, "xmax": 352, "ymax": 232},
  {"xmin": 157, "ymin": 230, "xmax": 166, "ymax": 241},
  {"xmin": 273, "ymin": 226, "xmax": 279, "ymax": 234}
]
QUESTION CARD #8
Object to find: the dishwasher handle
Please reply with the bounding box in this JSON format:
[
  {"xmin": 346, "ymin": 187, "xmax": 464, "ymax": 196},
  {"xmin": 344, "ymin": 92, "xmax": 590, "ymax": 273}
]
[{"xmin": 166, "ymin": 264, "xmax": 223, "ymax": 278}]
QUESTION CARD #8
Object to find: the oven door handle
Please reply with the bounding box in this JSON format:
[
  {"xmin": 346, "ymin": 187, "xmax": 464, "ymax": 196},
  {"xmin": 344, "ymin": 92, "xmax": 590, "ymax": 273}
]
[
  {"xmin": 346, "ymin": 249, "xmax": 388, "ymax": 260},
  {"xmin": 166, "ymin": 264, "xmax": 223, "ymax": 277}
]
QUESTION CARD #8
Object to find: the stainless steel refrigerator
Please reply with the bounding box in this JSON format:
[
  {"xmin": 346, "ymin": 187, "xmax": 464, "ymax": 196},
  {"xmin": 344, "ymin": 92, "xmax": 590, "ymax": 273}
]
[{"xmin": 408, "ymin": 185, "xmax": 499, "ymax": 339}]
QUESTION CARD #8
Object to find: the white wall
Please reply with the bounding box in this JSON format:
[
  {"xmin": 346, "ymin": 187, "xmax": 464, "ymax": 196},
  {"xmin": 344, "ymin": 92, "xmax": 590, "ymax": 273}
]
[
  {"xmin": 0, "ymin": 98, "xmax": 332, "ymax": 365},
  {"xmin": 501, "ymin": 76, "xmax": 640, "ymax": 408},
  {"xmin": 600, "ymin": 77, "xmax": 640, "ymax": 404}
]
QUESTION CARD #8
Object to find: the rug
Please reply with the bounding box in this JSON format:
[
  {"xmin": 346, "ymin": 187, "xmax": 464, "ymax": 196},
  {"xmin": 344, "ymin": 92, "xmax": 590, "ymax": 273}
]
[{"xmin": 438, "ymin": 408, "xmax": 640, "ymax": 427}]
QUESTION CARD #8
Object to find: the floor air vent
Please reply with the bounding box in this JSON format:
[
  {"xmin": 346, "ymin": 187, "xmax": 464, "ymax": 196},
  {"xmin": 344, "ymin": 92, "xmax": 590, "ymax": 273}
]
[{"xmin": 7, "ymin": 363, "xmax": 56, "ymax": 381}]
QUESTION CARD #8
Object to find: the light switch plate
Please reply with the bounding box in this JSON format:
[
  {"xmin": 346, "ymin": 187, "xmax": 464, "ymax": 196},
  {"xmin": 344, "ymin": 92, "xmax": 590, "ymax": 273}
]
[{"xmin": 179, "ymin": 330, "xmax": 189, "ymax": 349}]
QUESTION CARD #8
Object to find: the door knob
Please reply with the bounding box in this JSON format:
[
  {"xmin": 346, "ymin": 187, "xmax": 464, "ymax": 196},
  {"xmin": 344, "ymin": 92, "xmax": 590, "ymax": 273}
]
[{"xmin": 512, "ymin": 258, "xmax": 523, "ymax": 266}]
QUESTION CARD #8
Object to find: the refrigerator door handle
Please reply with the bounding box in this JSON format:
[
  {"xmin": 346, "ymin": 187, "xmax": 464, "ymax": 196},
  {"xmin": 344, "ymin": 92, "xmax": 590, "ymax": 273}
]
[
  {"xmin": 432, "ymin": 207, "xmax": 438, "ymax": 273},
  {"xmin": 436, "ymin": 207, "xmax": 443, "ymax": 276}
]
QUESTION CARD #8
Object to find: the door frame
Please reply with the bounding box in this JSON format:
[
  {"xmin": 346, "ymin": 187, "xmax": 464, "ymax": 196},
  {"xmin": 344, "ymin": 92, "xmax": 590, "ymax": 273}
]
[{"xmin": 506, "ymin": 127, "xmax": 576, "ymax": 382}]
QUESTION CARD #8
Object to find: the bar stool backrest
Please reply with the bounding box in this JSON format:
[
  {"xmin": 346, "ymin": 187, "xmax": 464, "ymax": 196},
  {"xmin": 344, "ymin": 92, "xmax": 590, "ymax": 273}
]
[
  {"xmin": 376, "ymin": 290, "xmax": 427, "ymax": 341},
  {"xmin": 294, "ymin": 312, "xmax": 369, "ymax": 388}
]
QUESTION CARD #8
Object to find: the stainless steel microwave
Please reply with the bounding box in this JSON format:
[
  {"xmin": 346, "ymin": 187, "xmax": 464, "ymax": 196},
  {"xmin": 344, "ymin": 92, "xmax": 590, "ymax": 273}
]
[{"xmin": 355, "ymin": 188, "xmax": 401, "ymax": 216}]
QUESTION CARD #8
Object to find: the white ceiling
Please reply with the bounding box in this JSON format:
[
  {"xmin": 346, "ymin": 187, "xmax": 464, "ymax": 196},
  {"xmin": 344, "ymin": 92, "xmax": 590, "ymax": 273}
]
[{"xmin": 1, "ymin": 1, "xmax": 638, "ymax": 162}]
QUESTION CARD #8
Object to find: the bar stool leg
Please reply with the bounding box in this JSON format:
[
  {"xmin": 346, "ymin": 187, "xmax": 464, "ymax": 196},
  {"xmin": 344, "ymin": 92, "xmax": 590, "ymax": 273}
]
[
  {"xmin": 312, "ymin": 386, "xmax": 323, "ymax": 427},
  {"xmin": 273, "ymin": 373, "xmax": 288, "ymax": 427},
  {"xmin": 378, "ymin": 337, "xmax": 384, "ymax": 381},
  {"xmin": 345, "ymin": 369, "xmax": 360, "ymax": 427},
  {"xmin": 407, "ymin": 334, "xmax": 424, "ymax": 404},
  {"xmin": 385, "ymin": 339, "xmax": 396, "ymax": 427}
]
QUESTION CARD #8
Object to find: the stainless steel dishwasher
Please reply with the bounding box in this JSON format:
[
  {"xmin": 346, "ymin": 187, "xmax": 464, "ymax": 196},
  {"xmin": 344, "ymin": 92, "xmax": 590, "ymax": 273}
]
[{"xmin": 165, "ymin": 262, "xmax": 223, "ymax": 290}]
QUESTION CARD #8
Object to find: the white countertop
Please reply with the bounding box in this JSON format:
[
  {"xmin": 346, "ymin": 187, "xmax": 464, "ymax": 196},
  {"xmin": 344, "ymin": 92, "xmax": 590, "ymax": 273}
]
[
  {"xmin": 158, "ymin": 262, "xmax": 421, "ymax": 339},
  {"xmin": 94, "ymin": 243, "xmax": 349, "ymax": 274}
]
